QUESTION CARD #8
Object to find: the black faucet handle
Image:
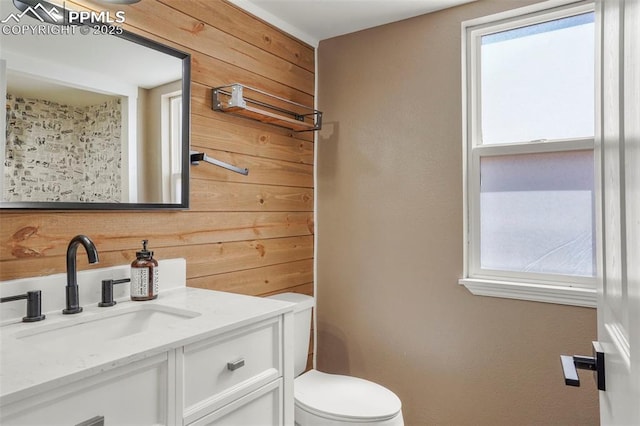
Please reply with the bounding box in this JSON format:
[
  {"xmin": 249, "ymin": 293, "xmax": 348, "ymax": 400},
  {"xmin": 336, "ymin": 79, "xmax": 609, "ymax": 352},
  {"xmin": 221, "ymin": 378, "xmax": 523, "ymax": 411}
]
[
  {"xmin": 99, "ymin": 278, "xmax": 131, "ymax": 307},
  {"xmin": 1, "ymin": 290, "xmax": 46, "ymax": 322}
]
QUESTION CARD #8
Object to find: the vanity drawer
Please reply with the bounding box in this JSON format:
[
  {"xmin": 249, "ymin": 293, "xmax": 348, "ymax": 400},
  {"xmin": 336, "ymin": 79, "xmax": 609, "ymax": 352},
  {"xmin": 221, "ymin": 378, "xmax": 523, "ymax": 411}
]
[
  {"xmin": 187, "ymin": 379, "xmax": 282, "ymax": 426},
  {"xmin": 182, "ymin": 317, "xmax": 281, "ymax": 418}
]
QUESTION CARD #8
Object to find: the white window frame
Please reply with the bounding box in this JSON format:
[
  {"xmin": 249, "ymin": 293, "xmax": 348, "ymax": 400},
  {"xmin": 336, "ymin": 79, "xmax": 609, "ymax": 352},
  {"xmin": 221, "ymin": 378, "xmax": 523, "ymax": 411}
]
[{"xmin": 460, "ymin": 0, "xmax": 598, "ymax": 307}]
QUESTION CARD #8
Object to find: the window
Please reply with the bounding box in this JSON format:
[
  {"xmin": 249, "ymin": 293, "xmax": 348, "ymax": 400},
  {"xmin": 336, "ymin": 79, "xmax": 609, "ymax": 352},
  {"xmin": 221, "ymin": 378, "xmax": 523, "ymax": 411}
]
[
  {"xmin": 161, "ymin": 92, "xmax": 183, "ymax": 203},
  {"xmin": 168, "ymin": 94, "xmax": 183, "ymax": 203},
  {"xmin": 461, "ymin": 2, "xmax": 597, "ymax": 307}
]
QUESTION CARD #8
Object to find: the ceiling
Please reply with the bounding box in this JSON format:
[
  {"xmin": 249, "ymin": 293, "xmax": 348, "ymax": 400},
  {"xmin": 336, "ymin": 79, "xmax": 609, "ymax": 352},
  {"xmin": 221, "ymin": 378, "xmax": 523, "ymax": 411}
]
[
  {"xmin": 7, "ymin": 71, "xmax": 117, "ymax": 107},
  {"xmin": 229, "ymin": 0, "xmax": 475, "ymax": 46}
]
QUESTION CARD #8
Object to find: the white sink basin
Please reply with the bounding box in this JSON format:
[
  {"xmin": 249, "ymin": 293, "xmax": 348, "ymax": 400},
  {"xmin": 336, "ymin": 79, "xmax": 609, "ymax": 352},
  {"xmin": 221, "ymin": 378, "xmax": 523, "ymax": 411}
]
[{"xmin": 15, "ymin": 304, "xmax": 200, "ymax": 351}]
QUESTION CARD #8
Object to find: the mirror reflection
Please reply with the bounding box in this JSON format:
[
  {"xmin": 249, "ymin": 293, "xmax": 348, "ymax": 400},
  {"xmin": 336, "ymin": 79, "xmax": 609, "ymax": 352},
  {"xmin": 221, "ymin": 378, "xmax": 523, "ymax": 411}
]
[{"xmin": 0, "ymin": 1, "xmax": 190, "ymax": 208}]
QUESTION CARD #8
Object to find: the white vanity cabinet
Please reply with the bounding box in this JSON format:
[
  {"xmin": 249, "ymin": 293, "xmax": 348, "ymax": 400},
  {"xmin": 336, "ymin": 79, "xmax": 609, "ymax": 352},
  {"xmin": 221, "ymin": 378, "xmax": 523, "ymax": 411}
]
[
  {"xmin": 1, "ymin": 267, "xmax": 294, "ymax": 426},
  {"xmin": 1, "ymin": 352, "xmax": 171, "ymax": 425},
  {"xmin": 0, "ymin": 293, "xmax": 293, "ymax": 426}
]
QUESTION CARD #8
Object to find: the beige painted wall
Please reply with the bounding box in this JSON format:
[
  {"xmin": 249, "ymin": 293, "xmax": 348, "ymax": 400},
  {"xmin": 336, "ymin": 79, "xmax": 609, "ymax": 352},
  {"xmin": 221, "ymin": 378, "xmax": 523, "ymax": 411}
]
[{"xmin": 316, "ymin": 1, "xmax": 599, "ymax": 424}]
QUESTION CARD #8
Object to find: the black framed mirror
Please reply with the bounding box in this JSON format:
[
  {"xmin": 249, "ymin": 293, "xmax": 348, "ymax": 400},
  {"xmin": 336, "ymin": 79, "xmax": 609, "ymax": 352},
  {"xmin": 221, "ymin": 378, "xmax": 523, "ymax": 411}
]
[{"xmin": 0, "ymin": 0, "xmax": 190, "ymax": 210}]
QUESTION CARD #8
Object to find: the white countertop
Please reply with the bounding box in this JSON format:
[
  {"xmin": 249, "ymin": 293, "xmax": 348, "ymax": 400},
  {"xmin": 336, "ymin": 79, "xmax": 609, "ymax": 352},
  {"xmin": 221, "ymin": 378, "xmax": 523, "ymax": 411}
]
[{"xmin": 0, "ymin": 285, "xmax": 294, "ymax": 407}]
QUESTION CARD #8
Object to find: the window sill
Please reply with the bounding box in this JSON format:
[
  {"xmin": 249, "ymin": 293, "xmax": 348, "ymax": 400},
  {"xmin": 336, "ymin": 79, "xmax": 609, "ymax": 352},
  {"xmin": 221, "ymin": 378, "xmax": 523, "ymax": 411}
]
[{"xmin": 459, "ymin": 278, "xmax": 596, "ymax": 308}]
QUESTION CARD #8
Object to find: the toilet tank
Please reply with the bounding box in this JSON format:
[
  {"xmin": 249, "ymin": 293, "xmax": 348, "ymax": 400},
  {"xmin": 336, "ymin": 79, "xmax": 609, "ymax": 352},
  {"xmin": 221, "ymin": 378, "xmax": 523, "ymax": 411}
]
[{"xmin": 268, "ymin": 292, "xmax": 314, "ymax": 377}]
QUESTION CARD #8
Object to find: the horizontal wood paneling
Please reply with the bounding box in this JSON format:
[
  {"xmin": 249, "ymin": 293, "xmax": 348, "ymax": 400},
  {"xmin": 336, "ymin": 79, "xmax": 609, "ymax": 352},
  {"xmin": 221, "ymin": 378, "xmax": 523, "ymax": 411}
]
[
  {"xmin": 1, "ymin": 212, "xmax": 312, "ymax": 260},
  {"xmin": 158, "ymin": 0, "xmax": 315, "ymax": 72},
  {"xmin": 185, "ymin": 236, "xmax": 313, "ymax": 278},
  {"xmin": 191, "ymin": 114, "xmax": 314, "ymax": 165},
  {"xmin": 190, "ymin": 149, "xmax": 314, "ymax": 187},
  {"xmin": 189, "ymin": 258, "xmax": 313, "ymax": 294},
  {"xmin": 0, "ymin": 0, "xmax": 315, "ymax": 327},
  {"xmin": 190, "ymin": 52, "xmax": 315, "ymax": 109},
  {"xmin": 190, "ymin": 180, "xmax": 313, "ymax": 212}
]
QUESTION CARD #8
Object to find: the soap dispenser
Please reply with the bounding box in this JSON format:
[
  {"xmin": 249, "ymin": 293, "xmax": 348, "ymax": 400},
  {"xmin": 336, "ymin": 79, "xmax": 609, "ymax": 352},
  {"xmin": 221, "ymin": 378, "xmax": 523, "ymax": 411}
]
[{"xmin": 130, "ymin": 240, "xmax": 159, "ymax": 301}]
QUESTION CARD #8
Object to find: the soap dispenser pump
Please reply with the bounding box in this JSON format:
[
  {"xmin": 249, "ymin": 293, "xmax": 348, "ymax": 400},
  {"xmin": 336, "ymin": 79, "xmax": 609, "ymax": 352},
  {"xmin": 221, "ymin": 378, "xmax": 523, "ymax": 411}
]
[{"xmin": 130, "ymin": 240, "xmax": 159, "ymax": 301}]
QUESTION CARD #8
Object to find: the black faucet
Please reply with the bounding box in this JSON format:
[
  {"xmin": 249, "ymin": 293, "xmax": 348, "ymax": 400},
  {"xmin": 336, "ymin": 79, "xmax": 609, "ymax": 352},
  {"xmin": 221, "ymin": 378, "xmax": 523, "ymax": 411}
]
[{"xmin": 63, "ymin": 235, "xmax": 99, "ymax": 314}]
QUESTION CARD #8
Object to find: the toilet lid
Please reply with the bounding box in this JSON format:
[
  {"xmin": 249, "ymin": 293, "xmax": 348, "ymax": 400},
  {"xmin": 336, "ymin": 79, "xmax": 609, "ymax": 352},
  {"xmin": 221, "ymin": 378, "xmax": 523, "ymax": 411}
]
[{"xmin": 295, "ymin": 370, "xmax": 402, "ymax": 422}]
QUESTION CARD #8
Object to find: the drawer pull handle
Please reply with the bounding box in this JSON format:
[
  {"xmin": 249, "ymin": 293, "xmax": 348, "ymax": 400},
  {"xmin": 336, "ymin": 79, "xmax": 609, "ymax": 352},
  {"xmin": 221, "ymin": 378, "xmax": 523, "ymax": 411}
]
[{"xmin": 227, "ymin": 359, "xmax": 245, "ymax": 371}]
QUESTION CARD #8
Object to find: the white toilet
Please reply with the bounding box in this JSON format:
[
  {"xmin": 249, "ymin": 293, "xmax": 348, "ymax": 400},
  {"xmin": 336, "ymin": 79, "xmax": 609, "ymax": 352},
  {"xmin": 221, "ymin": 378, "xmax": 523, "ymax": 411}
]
[{"xmin": 269, "ymin": 293, "xmax": 404, "ymax": 426}]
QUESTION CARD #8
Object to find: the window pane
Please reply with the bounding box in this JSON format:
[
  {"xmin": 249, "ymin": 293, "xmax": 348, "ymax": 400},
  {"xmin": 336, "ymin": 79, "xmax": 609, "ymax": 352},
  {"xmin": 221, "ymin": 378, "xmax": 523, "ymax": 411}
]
[
  {"xmin": 481, "ymin": 13, "xmax": 595, "ymax": 144},
  {"xmin": 480, "ymin": 150, "xmax": 595, "ymax": 276}
]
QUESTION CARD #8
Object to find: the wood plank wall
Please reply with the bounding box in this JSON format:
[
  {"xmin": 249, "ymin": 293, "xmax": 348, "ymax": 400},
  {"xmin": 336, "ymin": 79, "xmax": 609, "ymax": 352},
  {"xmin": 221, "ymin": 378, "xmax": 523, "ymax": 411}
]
[{"xmin": 0, "ymin": 0, "xmax": 315, "ymax": 362}]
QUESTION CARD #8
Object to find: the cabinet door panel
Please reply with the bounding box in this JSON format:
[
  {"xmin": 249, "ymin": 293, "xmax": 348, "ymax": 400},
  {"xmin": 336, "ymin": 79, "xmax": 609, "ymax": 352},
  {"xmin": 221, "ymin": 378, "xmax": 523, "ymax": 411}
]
[{"xmin": 2, "ymin": 354, "xmax": 169, "ymax": 426}]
